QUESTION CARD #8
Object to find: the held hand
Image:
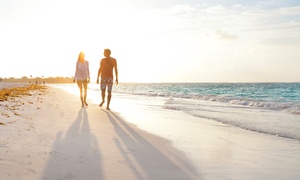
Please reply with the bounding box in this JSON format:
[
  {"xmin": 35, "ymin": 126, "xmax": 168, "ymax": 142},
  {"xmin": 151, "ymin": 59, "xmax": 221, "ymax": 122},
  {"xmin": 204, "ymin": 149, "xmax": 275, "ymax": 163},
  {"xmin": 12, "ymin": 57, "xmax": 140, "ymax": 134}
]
[
  {"xmin": 96, "ymin": 78, "xmax": 99, "ymax": 84},
  {"xmin": 115, "ymin": 79, "xmax": 118, "ymax": 85},
  {"xmin": 87, "ymin": 79, "xmax": 90, "ymax": 83},
  {"xmin": 73, "ymin": 79, "xmax": 76, "ymax": 83}
]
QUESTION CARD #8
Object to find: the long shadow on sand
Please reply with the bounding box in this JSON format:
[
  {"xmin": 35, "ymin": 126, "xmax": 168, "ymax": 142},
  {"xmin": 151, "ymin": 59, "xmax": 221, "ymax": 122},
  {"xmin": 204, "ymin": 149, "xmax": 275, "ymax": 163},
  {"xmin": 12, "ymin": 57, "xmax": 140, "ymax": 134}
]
[
  {"xmin": 41, "ymin": 108, "xmax": 103, "ymax": 180},
  {"xmin": 105, "ymin": 111, "xmax": 200, "ymax": 180}
]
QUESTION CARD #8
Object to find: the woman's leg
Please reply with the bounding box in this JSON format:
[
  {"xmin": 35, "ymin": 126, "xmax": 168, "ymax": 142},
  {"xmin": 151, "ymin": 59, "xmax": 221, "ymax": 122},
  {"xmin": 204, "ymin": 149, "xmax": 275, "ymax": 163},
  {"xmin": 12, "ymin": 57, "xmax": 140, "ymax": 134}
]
[
  {"xmin": 77, "ymin": 80, "xmax": 84, "ymax": 107},
  {"xmin": 83, "ymin": 79, "xmax": 88, "ymax": 106}
]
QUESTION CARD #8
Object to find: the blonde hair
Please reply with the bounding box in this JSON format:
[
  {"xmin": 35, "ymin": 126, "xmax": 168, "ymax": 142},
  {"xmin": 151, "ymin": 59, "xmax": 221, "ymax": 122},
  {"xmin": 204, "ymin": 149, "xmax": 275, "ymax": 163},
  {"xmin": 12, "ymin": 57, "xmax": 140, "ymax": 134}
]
[{"xmin": 78, "ymin": 52, "xmax": 85, "ymax": 62}]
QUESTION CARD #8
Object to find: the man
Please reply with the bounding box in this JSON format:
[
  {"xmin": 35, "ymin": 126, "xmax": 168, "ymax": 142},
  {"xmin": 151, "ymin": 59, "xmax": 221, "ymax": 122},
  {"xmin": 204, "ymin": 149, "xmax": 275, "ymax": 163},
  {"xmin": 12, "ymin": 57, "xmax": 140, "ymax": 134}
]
[{"xmin": 96, "ymin": 49, "xmax": 118, "ymax": 110}]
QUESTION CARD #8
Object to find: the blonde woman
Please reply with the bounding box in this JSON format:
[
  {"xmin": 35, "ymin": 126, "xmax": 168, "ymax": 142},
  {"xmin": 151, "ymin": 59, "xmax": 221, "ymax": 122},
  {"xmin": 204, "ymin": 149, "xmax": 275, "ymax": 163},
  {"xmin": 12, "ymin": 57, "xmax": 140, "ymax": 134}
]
[{"xmin": 74, "ymin": 52, "xmax": 90, "ymax": 107}]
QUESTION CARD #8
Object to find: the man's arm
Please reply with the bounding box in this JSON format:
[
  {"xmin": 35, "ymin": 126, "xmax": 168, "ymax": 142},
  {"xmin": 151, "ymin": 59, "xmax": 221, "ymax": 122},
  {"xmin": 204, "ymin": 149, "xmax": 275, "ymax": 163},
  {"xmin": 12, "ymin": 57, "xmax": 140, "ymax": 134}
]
[
  {"xmin": 96, "ymin": 66, "xmax": 101, "ymax": 84},
  {"xmin": 115, "ymin": 64, "xmax": 118, "ymax": 85}
]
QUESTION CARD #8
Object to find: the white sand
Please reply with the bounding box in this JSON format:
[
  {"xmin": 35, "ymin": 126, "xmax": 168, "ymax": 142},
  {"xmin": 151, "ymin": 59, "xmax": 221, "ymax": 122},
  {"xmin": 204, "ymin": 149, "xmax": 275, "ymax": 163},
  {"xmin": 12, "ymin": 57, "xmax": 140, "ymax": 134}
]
[
  {"xmin": 1, "ymin": 84, "xmax": 300, "ymax": 180},
  {"xmin": 106, "ymin": 94, "xmax": 300, "ymax": 179},
  {"xmin": 0, "ymin": 85, "xmax": 198, "ymax": 180}
]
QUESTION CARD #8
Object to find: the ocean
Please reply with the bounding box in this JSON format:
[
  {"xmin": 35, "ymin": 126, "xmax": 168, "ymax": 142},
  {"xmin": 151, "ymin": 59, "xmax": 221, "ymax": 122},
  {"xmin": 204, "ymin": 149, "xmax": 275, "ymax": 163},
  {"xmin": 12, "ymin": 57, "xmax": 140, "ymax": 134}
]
[{"xmin": 57, "ymin": 83, "xmax": 300, "ymax": 141}]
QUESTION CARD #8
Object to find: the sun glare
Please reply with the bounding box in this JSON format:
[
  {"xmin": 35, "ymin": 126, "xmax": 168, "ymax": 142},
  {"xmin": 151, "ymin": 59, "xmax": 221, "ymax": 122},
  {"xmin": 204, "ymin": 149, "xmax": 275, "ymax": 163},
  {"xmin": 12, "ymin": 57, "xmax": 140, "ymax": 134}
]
[{"xmin": 1, "ymin": 1, "xmax": 299, "ymax": 82}]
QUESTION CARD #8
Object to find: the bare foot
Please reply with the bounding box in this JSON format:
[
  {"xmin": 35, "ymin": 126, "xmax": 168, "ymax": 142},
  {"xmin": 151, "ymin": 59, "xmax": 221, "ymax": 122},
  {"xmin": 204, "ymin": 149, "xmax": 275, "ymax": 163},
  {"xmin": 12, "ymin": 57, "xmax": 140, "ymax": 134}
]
[
  {"xmin": 84, "ymin": 101, "xmax": 88, "ymax": 106},
  {"xmin": 106, "ymin": 107, "xmax": 110, "ymax": 110},
  {"xmin": 99, "ymin": 101, "xmax": 105, "ymax": 107}
]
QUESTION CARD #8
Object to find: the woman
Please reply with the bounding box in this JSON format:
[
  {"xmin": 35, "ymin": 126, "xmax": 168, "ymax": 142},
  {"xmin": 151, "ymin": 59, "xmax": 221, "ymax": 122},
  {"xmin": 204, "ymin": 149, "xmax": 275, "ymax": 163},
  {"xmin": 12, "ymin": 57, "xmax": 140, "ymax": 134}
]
[{"xmin": 74, "ymin": 52, "xmax": 90, "ymax": 107}]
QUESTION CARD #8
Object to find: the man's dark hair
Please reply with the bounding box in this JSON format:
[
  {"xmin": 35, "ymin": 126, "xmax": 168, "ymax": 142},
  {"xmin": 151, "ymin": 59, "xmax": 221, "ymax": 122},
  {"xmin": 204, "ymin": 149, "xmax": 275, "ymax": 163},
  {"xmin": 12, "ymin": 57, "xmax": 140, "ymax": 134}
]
[{"xmin": 104, "ymin": 49, "xmax": 111, "ymax": 56}]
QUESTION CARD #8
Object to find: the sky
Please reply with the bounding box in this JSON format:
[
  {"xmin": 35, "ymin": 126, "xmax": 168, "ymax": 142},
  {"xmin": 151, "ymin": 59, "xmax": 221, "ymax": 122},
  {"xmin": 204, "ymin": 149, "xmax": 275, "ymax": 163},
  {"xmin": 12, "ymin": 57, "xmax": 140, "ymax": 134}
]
[{"xmin": 0, "ymin": 0, "xmax": 300, "ymax": 83}]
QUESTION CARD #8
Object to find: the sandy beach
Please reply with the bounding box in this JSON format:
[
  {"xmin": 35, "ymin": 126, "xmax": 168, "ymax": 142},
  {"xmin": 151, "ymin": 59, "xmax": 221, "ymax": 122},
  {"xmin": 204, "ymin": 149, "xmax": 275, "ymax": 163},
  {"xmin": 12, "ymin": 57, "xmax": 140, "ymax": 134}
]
[
  {"xmin": 0, "ymin": 84, "xmax": 198, "ymax": 180},
  {"xmin": 1, "ymin": 83, "xmax": 300, "ymax": 180}
]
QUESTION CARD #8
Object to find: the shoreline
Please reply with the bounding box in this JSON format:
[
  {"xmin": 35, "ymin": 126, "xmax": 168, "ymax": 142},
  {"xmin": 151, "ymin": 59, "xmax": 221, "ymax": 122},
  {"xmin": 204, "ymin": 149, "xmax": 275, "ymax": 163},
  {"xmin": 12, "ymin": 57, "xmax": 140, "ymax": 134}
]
[
  {"xmin": 1, "ymin": 83, "xmax": 300, "ymax": 179},
  {"xmin": 0, "ymin": 84, "xmax": 199, "ymax": 179},
  {"xmin": 104, "ymin": 91, "xmax": 300, "ymax": 179}
]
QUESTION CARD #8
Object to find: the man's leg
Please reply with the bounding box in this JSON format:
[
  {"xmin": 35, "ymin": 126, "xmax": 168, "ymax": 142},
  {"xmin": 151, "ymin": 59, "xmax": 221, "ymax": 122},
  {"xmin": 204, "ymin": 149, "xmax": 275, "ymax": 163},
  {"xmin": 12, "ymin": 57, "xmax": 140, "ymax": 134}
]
[
  {"xmin": 99, "ymin": 79, "xmax": 106, "ymax": 107},
  {"xmin": 106, "ymin": 91, "xmax": 112, "ymax": 110},
  {"xmin": 106, "ymin": 83, "xmax": 113, "ymax": 110},
  {"xmin": 99, "ymin": 88, "xmax": 106, "ymax": 107}
]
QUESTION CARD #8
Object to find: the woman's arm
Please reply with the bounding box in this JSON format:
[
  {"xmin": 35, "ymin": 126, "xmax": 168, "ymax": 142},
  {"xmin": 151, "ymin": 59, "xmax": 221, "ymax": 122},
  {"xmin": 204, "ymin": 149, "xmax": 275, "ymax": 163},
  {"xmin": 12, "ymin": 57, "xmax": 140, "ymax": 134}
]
[{"xmin": 74, "ymin": 61, "xmax": 78, "ymax": 82}]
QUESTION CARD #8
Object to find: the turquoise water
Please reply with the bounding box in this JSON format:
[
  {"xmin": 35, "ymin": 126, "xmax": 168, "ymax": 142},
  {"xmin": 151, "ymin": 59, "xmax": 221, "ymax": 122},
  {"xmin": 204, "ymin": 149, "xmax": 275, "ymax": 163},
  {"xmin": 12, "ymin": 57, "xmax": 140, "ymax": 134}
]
[
  {"xmin": 108, "ymin": 83, "xmax": 300, "ymax": 114},
  {"xmin": 59, "ymin": 83, "xmax": 300, "ymax": 140}
]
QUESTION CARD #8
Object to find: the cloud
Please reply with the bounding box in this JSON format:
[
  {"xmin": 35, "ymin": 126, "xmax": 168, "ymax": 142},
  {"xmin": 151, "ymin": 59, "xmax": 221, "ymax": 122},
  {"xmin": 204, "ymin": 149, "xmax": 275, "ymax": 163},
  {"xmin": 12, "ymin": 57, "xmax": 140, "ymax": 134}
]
[
  {"xmin": 263, "ymin": 36, "xmax": 300, "ymax": 45},
  {"xmin": 156, "ymin": 4, "xmax": 300, "ymax": 40},
  {"xmin": 216, "ymin": 30, "xmax": 239, "ymax": 40}
]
